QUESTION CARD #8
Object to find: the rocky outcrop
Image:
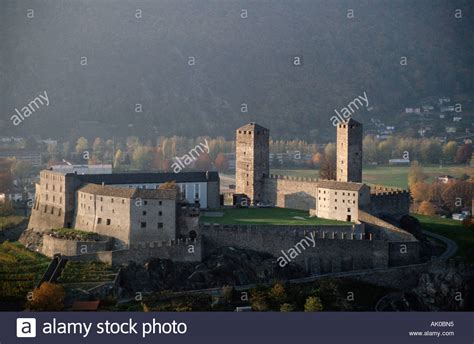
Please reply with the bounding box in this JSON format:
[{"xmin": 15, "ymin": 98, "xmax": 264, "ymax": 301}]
[{"xmin": 119, "ymin": 246, "xmax": 307, "ymax": 295}]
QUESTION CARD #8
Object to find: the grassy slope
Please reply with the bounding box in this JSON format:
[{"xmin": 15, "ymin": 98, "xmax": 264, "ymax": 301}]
[
  {"xmin": 201, "ymin": 207, "xmax": 348, "ymax": 225},
  {"xmin": 0, "ymin": 241, "xmax": 50, "ymax": 301},
  {"xmin": 413, "ymin": 214, "xmax": 474, "ymax": 263},
  {"xmin": 0, "ymin": 215, "xmax": 25, "ymax": 231},
  {"xmin": 272, "ymin": 164, "xmax": 473, "ymax": 189}
]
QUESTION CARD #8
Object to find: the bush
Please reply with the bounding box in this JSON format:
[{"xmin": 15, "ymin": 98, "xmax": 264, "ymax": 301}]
[{"xmin": 304, "ymin": 296, "xmax": 323, "ymax": 312}]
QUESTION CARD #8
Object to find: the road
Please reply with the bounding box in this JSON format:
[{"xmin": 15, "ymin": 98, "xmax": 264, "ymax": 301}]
[{"xmin": 422, "ymin": 230, "xmax": 458, "ymax": 260}]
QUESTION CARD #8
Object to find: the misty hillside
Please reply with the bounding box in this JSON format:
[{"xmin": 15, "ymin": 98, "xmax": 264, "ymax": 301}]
[{"xmin": 1, "ymin": 0, "xmax": 473, "ymax": 141}]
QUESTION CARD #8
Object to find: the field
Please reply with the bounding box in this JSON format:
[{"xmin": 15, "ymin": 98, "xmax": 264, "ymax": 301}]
[
  {"xmin": 0, "ymin": 215, "xmax": 25, "ymax": 231},
  {"xmin": 0, "ymin": 241, "xmax": 50, "ymax": 304},
  {"xmin": 201, "ymin": 207, "xmax": 348, "ymax": 225},
  {"xmin": 414, "ymin": 214, "xmax": 474, "ymax": 263},
  {"xmin": 57, "ymin": 261, "xmax": 118, "ymax": 291},
  {"xmin": 272, "ymin": 164, "xmax": 472, "ymax": 189}
]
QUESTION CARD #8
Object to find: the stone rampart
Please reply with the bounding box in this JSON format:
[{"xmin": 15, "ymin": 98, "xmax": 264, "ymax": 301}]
[
  {"xmin": 68, "ymin": 238, "xmax": 201, "ymax": 267},
  {"xmin": 41, "ymin": 235, "xmax": 111, "ymax": 258},
  {"xmin": 201, "ymin": 223, "xmax": 389, "ymax": 274}
]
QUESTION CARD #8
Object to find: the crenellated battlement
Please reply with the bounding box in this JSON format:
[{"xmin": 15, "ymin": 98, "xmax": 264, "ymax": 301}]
[
  {"xmin": 267, "ymin": 174, "xmax": 319, "ymax": 183},
  {"xmin": 129, "ymin": 237, "xmax": 198, "ymax": 250},
  {"xmin": 201, "ymin": 223, "xmax": 376, "ymax": 241},
  {"xmin": 370, "ymin": 184, "xmax": 409, "ymax": 195}
]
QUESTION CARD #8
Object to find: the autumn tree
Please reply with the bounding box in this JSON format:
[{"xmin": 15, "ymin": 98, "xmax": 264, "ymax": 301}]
[
  {"xmin": 214, "ymin": 153, "xmax": 229, "ymax": 173},
  {"xmin": 194, "ymin": 153, "xmax": 212, "ymax": 171},
  {"xmin": 418, "ymin": 201, "xmax": 436, "ymax": 216},
  {"xmin": 28, "ymin": 282, "xmax": 65, "ymax": 311},
  {"xmin": 280, "ymin": 303, "xmax": 294, "ymax": 312},
  {"xmin": 75, "ymin": 137, "xmax": 88, "ymax": 155},
  {"xmin": 410, "ymin": 182, "xmax": 431, "ymax": 202},
  {"xmin": 455, "ymin": 144, "xmax": 473, "ymax": 164},
  {"xmin": 304, "ymin": 296, "xmax": 323, "ymax": 312},
  {"xmin": 159, "ymin": 181, "xmax": 177, "ymax": 190},
  {"xmin": 408, "ymin": 161, "xmax": 427, "ymax": 188},
  {"xmin": 442, "ymin": 141, "xmax": 457, "ymax": 162}
]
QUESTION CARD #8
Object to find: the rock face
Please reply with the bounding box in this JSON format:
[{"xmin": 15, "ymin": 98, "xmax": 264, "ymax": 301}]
[
  {"xmin": 18, "ymin": 228, "xmax": 44, "ymax": 252},
  {"xmin": 119, "ymin": 246, "xmax": 307, "ymax": 295},
  {"xmin": 412, "ymin": 263, "xmax": 473, "ymax": 311}
]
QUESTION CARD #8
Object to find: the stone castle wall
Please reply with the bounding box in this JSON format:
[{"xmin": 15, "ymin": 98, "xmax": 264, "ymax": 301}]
[
  {"xmin": 201, "ymin": 223, "xmax": 402, "ymax": 274},
  {"xmin": 68, "ymin": 238, "xmax": 201, "ymax": 267},
  {"xmin": 366, "ymin": 187, "xmax": 410, "ymax": 219},
  {"xmin": 262, "ymin": 175, "xmax": 319, "ymax": 210},
  {"xmin": 41, "ymin": 235, "xmax": 112, "ymax": 258}
]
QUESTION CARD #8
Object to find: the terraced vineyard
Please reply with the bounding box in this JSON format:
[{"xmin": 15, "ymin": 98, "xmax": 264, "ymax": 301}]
[
  {"xmin": 0, "ymin": 241, "xmax": 50, "ymax": 303},
  {"xmin": 57, "ymin": 261, "xmax": 119, "ymax": 292}
]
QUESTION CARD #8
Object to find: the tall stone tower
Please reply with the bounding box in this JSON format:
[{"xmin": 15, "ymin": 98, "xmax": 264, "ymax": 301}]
[
  {"xmin": 336, "ymin": 118, "xmax": 363, "ymax": 183},
  {"xmin": 235, "ymin": 122, "xmax": 269, "ymax": 203}
]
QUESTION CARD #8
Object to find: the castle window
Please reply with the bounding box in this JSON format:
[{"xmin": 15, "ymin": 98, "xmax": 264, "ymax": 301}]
[
  {"xmin": 111, "ymin": 198, "xmax": 114, "ymax": 203},
  {"xmin": 60, "ymin": 186, "xmax": 62, "ymax": 192},
  {"xmin": 44, "ymin": 205, "xmax": 47, "ymax": 213},
  {"xmin": 46, "ymin": 194, "xmax": 49, "ymax": 201},
  {"xmin": 100, "ymin": 206, "xmax": 103, "ymax": 211},
  {"xmin": 318, "ymin": 197, "xmax": 321, "ymax": 200},
  {"xmin": 342, "ymin": 192, "xmax": 345, "ymax": 196},
  {"xmin": 58, "ymin": 209, "xmax": 61, "ymax": 216},
  {"xmin": 106, "ymin": 219, "xmax": 111, "ymax": 225},
  {"xmin": 335, "ymin": 206, "xmax": 337, "ymax": 210},
  {"xmin": 157, "ymin": 222, "xmax": 163, "ymax": 229},
  {"xmin": 100, "ymin": 197, "xmax": 103, "ymax": 202},
  {"xmin": 60, "ymin": 197, "xmax": 62, "ymax": 204},
  {"xmin": 142, "ymin": 211, "xmax": 147, "ymax": 216},
  {"xmin": 335, "ymin": 199, "xmax": 337, "ymax": 202},
  {"xmin": 343, "ymin": 200, "xmax": 345, "ymax": 203},
  {"xmin": 53, "ymin": 185, "xmax": 55, "ymax": 191},
  {"xmin": 46, "ymin": 183, "xmax": 48, "ymax": 190},
  {"xmin": 122, "ymin": 200, "xmax": 125, "ymax": 204},
  {"xmin": 53, "ymin": 196, "xmax": 55, "ymax": 202},
  {"xmin": 97, "ymin": 218, "xmax": 102, "ymax": 224},
  {"xmin": 353, "ymin": 193, "xmax": 356, "ymax": 196},
  {"xmin": 159, "ymin": 211, "xmax": 162, "ymax": 216},
  {"xmin": 347, "ymin": 208, "xmax": 351, "ymax": 212},
  {"xmin": 159, "ymin": 201, "xmax": 162, "ymax": 205},
  {"xmin": 140, "ymin": 221, "xmax": 146, "ymax": 228},
  {"xmin": 335, "ymin": 192, "xmax": 337, "ymax": 195},
  {"xmin": 50, "ymin": 207, "xmax": 54, "ymax": 214},
  {"xmin": 90, "ymin": 196, "xmax": 92, "ymax": 200},
  {"xmin": 144, "ymin": 201, "xmax": 148, "ymax": 205},
  {"xmin": 353, "ymin": 200, "xmax": 356, "ymax": 204}
]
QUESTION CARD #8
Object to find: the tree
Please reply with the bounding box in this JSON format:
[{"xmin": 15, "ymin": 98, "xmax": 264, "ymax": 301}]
[
  {"xmin": 10, "ymin": 159, "xmax": 32, "ymax": 182},
  {"xmin": 250, "ymin": 290, "xmax": 269, "ymax": 311},
  {"xmin": 319, "ymin": 156, "xmax": 336, "ymax": 180},
  {"xmin": 214, "ymin": 153, "xmax": 229, "ymax": 173},
  {"xmin": 28, "ymin": 282, "xmax": 65, "ymax": 311},
  {"xmin": 418, "ymin": 201, "xmax": 436, "ymax": 216},
  {"xmin": 113, "ymin": 149, "xmax": 123, "ymax": 169},
  {"xmin": 455, "ymin": 144, "xmax": 472, "ymax": 164},
  {"xmin": 410, "ymin": 182, "xmax": 431, "ymax": 202},
  {"xmin": 311, "ymin": 152, "xmax": 323, "ymax": 167},
  {"xmin": 131, "ymin": 146, "xmax": 152, "ymax": 170},
  {"xmin": 304, "ymin": 296, "xmax": 323, "ymax": 312},
  {"xmin": 408, "ymin": 161, "xmax": 427, "ymax": 187},
  {"xmin": 75, "ymin": 137, "xmax": 88, "ymax": 154},
  {"xmin": 269, "ymin": 283, "xmax": 286, "ymax": 300},
  {"xmin": 363, "ymin": 135, "xmax": 378, "ymax": 164},
  {"xmin": 92, "ymin": 137, "xmax": 105, "ymax": 161},
  {"xmin": 280, "ymin": 303, "xmax": 294, "ymax": 312},
  {"xmin": 442, "ymin": 141, "xmax": 457, "ymax": 162},
  {"xmin": 194, "ymin": 153, "xmax": 212, "ymax": 171}
]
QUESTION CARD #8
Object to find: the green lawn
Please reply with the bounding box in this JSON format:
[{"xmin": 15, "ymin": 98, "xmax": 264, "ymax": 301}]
[
  {"xmin": 413, "ymin": 214, "xmax": 474, "ymax": 263},
  {"xmin": 0, "ymin": 241, "xmax": 50, "ymax": 302},
  {"xmin": 272, "ymin": 164, "xmax": 472, "ymax": 189},
  {"xmin": 200, "ymin": 207, "xmax": 348, "ymax": 226}
]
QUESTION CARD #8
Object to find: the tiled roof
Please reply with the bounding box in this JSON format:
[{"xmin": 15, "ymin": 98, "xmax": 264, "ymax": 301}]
[
  {"xmin": 78, "ymin": 184, "xmax": 177, "ymax": 200},
  {"xmin": 70, "ymin": 171, "xmax": 219, "ymax": 184},
  {"xmin": 237, "ymin": 122, "xmax": 269, "ymax": 132}
]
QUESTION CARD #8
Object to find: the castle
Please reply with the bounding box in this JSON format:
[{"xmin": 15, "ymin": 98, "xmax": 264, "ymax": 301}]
[
  {"xmin": 27, "ymin": 119, "xmax": 419, "ymax": 272},
  {"xmin": 235, "ymin": 119, "xmax": 410, "ymax": 225}
]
